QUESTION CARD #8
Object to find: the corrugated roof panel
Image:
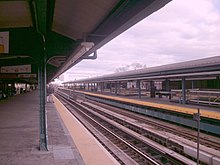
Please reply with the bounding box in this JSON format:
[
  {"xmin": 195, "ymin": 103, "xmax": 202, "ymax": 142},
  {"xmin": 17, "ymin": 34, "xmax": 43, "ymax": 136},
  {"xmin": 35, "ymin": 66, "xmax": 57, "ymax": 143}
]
[
  {"xmin": 52, "ymin": 0, "xmax": 119, "ymax": 40},
  {"xmin": 0, "ymin": 1, "xmax": 32, "ymax": 28},
  {"xmin": 106, "ymin": 55, "xmax": 220, "ymax": 77},
  {"xmin": 65, "ymin": 55, "xmax": 220, "ymax": 83}
]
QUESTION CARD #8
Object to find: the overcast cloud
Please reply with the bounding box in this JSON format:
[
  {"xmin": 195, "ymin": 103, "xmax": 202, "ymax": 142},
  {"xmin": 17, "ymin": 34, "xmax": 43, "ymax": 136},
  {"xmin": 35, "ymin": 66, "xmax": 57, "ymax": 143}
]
[{"xmin": 62, "ymin": 0, "xmax": 220, "ymax": 81}]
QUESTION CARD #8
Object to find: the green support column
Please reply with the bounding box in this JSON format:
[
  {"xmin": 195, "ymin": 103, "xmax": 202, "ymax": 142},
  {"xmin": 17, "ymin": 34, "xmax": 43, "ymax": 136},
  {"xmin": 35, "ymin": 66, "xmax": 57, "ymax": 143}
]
[
  {"xmin": 119, "ymin": 82, "xmax": 122, "ymax": 94},
  {"xmin": 137, "ymin": 80, "xmax": 141, "ymax": 99},
  {"xmin": 101, "ymin": 82, "xmax": 104, "ymax": 93},
  {"xmin": 150, "ymin": 81, "xmax": 155, "ymax": 98},
  {"xmin": 83, "ymin": 83, "xmax": 85, "ymax": 90},
  {"xmin": 103, "ymin": 82, "xmax": 105, "ymax": 92},
  {"xmin": 115, "ymin": 82, "xmax": 118, "ymax": 95},
  {"xmin": 100, "ymin": 82, "xmax": 102, "ymax": 92},
  {"xmin": 217, "ymin": 76, "xmax": 220, "ymax": 92},
  {"xmin": 191, "ymin": 80, "xmax": 194, "ymax": 89},
  {"xmin": 94, "ymin": 82, "xmax": 97, "ymax": 91},
  {"xmin": 99, "ymin": 82, "xmax": 102, "ymax": 92},
  {"xmin": 165, "ymin": 79, "xmax": 170, "ymax": 91},
  {"xmin": 110, "ymin": 82, "xmax": 112, "ymax": 93},
  {"xmin": 182, "ymin": 77, "xmax": 186, "ymax": 104},
  {"xmin": 38, "ymin": 55, "xmax": 48, "ymax": 151}
]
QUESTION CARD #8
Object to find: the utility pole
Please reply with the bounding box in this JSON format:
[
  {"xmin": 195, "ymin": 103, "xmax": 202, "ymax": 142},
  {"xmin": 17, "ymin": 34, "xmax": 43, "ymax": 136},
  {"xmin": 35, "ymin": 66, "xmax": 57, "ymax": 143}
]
[{"xmin": 193, "ymin": 108, "xmax": 200, "ymax": 165}]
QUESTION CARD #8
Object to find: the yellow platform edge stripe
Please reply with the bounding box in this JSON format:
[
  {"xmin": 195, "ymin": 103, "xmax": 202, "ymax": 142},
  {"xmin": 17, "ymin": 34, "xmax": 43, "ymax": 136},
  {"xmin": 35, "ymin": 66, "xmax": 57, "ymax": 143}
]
[
  {"xmin": 70, "ymin": 89, "xmax": 220, "ymax": 120},
  {"xmin": 52, "ymin": 94, "xmax": 119, "ymax": 165}
]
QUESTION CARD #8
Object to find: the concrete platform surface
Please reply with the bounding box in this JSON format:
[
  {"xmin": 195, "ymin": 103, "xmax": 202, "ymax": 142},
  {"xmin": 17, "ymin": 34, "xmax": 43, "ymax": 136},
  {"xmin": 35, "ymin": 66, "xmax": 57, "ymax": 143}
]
[
  {"xmin": 0, "ymin": 90, "xmax": 85, "ymax": 165},
  {"xmin": 53, "ymin": 95, "xmax": 119, "ymax": 165}
]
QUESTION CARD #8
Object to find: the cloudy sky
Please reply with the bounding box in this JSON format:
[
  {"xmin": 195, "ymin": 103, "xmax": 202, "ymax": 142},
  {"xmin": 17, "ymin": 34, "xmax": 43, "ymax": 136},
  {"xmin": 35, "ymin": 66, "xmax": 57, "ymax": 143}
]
[{"xmin": 61, "ymin": 0, "xmax": 220, "ymax": 82}]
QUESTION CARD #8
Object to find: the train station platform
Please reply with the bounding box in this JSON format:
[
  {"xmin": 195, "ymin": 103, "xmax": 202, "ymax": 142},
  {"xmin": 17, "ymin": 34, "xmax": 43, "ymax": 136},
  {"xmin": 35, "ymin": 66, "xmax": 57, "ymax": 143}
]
[
  {"xmin": 74, "ymin": 90, "xmax": 220, "ymax": 119},
  {"xmin": 71, "ymin": 89, "xmax": 220, "ymax": 135},
  {"xmin": 0, "ymin": 90, "xmax": 118, "ymax": 165},
  {"xmin": 128, "ymin": 95, "xmax": 220, "ymax": 114}
]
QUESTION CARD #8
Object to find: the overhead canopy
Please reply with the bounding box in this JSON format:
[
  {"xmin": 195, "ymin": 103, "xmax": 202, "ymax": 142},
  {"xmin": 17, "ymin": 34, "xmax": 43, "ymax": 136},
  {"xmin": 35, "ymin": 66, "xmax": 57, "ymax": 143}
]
[
  {"xmin": 64, "ymin": 56, "xmax": 220, "ymax": 83},
  {"xmin": 0, "ymin": 0, "xmax": 171, "ymax": 83}
]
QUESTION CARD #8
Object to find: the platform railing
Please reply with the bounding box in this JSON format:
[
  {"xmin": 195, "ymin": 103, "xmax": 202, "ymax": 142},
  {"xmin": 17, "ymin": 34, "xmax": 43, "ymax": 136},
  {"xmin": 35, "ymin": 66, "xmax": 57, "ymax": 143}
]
[{"xmin": 171, "ymin": 89, "xmax": 220, "ymax": 106}]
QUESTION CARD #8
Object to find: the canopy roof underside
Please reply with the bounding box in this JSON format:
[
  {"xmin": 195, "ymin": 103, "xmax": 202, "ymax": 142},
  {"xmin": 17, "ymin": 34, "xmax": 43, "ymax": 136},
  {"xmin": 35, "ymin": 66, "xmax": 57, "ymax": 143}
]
[{"xmin": 0, "ymin": 0, "xmax": 171, "ymax": 83}]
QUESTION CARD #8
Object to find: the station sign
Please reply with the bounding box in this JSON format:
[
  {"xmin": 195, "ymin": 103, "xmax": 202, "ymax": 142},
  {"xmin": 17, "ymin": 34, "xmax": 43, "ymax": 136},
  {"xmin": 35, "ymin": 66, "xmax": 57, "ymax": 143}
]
[
  {"xmin": 18, "ymin": 74, "xmax": 37, "ymax": 78},
  {"xmin": 0, "ymin": 73, "xmax": 37, "ymax": 79},
  {"xmin": 0, "ymin": 32, "xmax": 9, "ymax": 54},
  {"xmin": 0, "ymin": 74, "xmax": 17, "ymax": 79},
  {"xmin": 0, "ymin": 64, "xmax": 31, "ymax": 73}
]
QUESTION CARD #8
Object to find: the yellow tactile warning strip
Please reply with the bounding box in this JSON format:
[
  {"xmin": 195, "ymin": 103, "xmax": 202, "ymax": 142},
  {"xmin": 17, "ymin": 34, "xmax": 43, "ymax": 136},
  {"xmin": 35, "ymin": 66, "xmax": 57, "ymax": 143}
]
[
  {"xmin": 53, "ymin": 95, "xmax": 119, "ymax": 165},
  {"xmin": 77, "ymin": 90, "xmax": 220, "ymax": 120}
]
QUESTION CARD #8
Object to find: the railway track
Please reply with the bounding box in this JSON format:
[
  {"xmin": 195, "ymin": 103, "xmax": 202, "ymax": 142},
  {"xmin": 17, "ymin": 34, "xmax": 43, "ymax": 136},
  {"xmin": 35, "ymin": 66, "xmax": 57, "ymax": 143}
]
[
  {"xmin": 81, "ymin": 96, "xmax": 220, "ymax": 151},
  {"xmin": 75, "ymin": 94, "xmax": 220, "ymax": 164},
  {"xmin": 55, "ymin": 91, "xmax": 197, "ymax": 165},
  {"xmin": 80, "ymin": 101, "xmax": 220, "ymax": 163}
]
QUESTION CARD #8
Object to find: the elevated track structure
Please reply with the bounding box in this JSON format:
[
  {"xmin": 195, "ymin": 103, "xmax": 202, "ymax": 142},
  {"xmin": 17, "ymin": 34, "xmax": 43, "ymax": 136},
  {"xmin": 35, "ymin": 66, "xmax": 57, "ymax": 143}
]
[{"xmin": 55, "ymin": 88, "xmax": 220, "ymax": 165}]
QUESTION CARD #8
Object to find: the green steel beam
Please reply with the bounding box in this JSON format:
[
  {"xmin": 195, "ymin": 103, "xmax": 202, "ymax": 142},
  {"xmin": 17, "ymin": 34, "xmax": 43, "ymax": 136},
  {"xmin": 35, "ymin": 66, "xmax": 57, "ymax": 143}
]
[
  {"xmin": 38, "ymin": 51, "xmax": 48, "ymax": 151},
  {"xmin": 29, "ymin": 0, "xmax": 37, "ymax": 28},
  {"xmin": 32, "ymin": 0, "xmax": 55, "ymax": 34},
  {"xmin": 33, "ymin": 0, "xmax": 47, "ymax": 34},
  {"xmin": 137, "ymin": 80, "xmax": 141, "ymax": 99},
  {"xmin": 182, "ymin": 77, "xmax": 186, "ymax": 104},
  {"xmin": 32, "ymin": 0, "xmax": 49, "ymax": 151},
  {"xmin": 46, "ymin": 31, "xmax": 76, "ymax": 58},
  {"xmin": 47, "ymin": 0, "xmax": 56, "ymax": 31}
]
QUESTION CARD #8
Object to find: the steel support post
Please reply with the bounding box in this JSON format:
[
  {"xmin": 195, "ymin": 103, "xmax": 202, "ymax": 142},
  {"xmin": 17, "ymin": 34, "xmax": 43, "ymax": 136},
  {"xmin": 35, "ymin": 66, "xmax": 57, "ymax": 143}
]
[
  {"xmin": 104, "ymin": 82, "xmax": 106, "ymax": 92},
  {"xmin": 192, "ymin": 80, "xmax": 194, "ymax": 89},
  {"xmin": 93, "ymin": 82, "xmax": 96, "ymax": 91},
  {"xmin": 101, "ymin": 82, "xmax": 104, "ymax": 92},
  {"xmin": 197, "ymin": 108, "xmax": 200, "ymax": 165},
  {"xmin": 119, "ymin": 82, "xmax": 121, "ymax": 94},
  {"xmin": 217, "ymin": 76, "xmax": 220, "ymax": 92},
  {"xmin": 182, "ymin": 77, "xmax": 186, "ymax": 104},
  {"xmin": 101, "ymin": 82, "xmax": 104, "ymax": 93},
  {"xmin": 165, "ymin": 79, "xmax": 170, "ymax": 91},
  {"xmin": 137, "ymin": 80, "xmax": 141, "ymax": 99},
  {"xmin": 115, "ymin": 82, "xmax": 118, "ymax": 95},
  {"xmin": 150, "ymin": 81, "xmax": 155, "ymax": 98},
  {"xmin": 38, "ymin": 56, "xmax": 48, "ymax": 151},
  {"xmin": 97, "ymin": 82, "xmax": 100, "ymax": 92},
  {"xmin": 110, "ymin": 82, "xmax": 112, "ymax": 93},
  {"xmin": 193, "ymin": 109, "xmax": 200, "ymax": 165}
]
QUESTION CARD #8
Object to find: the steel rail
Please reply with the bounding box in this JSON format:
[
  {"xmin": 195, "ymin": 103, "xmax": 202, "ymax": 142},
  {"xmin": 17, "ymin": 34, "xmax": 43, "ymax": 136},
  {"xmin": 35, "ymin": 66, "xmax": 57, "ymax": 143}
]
[
  {"xmin": 55, "ymin": 91, "xmax": 195, "ymax": 165},
  {"xmin": 80, "ymin": 93, "xmax": 220, "ymax": 151},
  {"xmin": 56, "ymin": 91, "xmax": 160, "ymax": 164}
]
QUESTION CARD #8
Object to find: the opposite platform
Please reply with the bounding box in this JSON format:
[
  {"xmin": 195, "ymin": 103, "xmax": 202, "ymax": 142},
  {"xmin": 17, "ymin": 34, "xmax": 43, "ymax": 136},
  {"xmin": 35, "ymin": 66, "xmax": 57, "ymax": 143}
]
[
  {"xmin": 0, "ymin": 90, "xmax": 84, "ymax": 165},
  {"xmin": 77, "ymin": 90, "xmax": 220, "ymax": 120}
]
